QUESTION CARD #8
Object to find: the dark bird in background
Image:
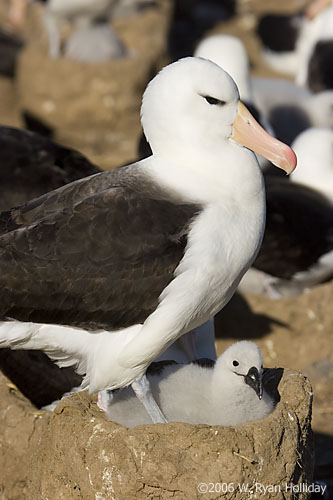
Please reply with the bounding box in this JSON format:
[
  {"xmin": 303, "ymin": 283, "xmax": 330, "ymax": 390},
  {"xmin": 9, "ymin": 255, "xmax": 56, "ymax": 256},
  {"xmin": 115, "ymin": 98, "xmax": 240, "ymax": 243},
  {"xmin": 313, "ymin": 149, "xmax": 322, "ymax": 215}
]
[
  {"xmin": 0, "ymin": 126, "xmax": 101, "ymax": 212},
  {"xmin": 0, "ymin": 126, "xmax": 101, "ymax": 407},
  {"xmin": 239, "ymin": 177, "xmax": 333, "ymax": 297}
]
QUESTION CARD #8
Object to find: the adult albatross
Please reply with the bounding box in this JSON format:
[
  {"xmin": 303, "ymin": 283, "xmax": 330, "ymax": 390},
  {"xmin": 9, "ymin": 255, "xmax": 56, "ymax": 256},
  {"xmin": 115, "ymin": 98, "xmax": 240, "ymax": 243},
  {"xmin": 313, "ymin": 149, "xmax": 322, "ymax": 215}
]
[{"xmin": 0, "ymin": 57, "xmax": 296, "ymax": 423}]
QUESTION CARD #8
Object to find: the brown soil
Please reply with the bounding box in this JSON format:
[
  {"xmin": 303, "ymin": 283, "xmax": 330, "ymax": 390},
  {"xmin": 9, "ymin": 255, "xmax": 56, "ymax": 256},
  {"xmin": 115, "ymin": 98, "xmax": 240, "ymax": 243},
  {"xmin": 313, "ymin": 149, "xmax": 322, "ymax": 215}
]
[{"xmin": 1, "ymin": 367, "xmax": 314, "ymax": 500}]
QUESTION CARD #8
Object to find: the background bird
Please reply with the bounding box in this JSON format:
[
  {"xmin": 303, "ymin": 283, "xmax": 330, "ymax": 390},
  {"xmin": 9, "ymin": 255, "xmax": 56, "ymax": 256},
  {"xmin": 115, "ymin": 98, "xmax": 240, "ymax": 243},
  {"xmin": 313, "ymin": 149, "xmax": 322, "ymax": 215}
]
[
  {"xmin": 241, "ymin": 127, "xmax": 333, "ymax": 298},
  {"xmin": 64, "ymin": 22, "xmax": 127, "ymax": 62},
  {"xmin": 257, "ymin": 0, "xmax": 333, "ymax": 92},
  {"xmin": 0, "ymin": 125, "xmax": 101, "ymax": 211},
  {"xmin": 239, "ymin": 176, "xmax": 333, "ymax": 297},
  {"xmin": 252, "ymin": 79, "xmax": 333, "ymax": 145},
  {"xmin": 0, "ymin": 126, "xmax": 102, "ymax": 407},
  {"xmin": 290, "ymin": 127, "xmax": 333, "ymax": 202}
]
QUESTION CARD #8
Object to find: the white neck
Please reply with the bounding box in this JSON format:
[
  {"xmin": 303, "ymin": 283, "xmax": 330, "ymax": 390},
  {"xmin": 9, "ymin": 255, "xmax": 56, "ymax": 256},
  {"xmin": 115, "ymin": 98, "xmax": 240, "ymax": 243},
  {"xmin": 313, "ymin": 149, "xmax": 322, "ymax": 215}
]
[{"xmin": 141, "ymin": 140, "xmax": 265, "ymax": 206}]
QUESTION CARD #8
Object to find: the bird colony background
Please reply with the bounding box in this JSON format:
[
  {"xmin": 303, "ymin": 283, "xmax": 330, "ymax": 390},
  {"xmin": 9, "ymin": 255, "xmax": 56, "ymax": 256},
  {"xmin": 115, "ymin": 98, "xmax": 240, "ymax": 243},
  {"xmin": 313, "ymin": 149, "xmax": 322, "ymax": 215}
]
[{"xmin": 0, "ymin": 0, "xmax": 332, "ymax": 499}]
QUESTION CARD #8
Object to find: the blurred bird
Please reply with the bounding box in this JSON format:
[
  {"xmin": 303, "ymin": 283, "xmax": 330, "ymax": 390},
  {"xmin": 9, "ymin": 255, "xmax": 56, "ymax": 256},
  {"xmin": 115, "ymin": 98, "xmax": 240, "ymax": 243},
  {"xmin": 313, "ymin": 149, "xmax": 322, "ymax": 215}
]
[
  {"xmin": 257, "ymin": 1, "xmax": 333, "ymax": 92},
  {"xmin": 0, "ymin": 126, "xmax": 101, "ymax": 212},
  {"xmin": 252, "ymin": 78, "xmax": 333, "ymax": 145},
  {"xmin": 237, "ymin": 99, "xmax": 333, "ymax": 297},
  {"xmin": 8, "ymin": 0, "xmax": 129, "ymax": 59},
  {"xmin": 0, "ymin": 126, "xmax": 101, "ymax": 407},
  {"xmin": 296, "ymin": 1, "xmax": 333, "ymax": 91},
  {"xmin": 44, "ymin": 0, "xmax": 154, "ymax": 59},
  {"xmin": 44, "ymin": 0, "xmax": 120, "ymax": 58},
  {"xmin": 290, "ymin": 127, "xmax": 333, "ymax": 203},
  {"xmin": 64, "ymin": 22, "xmax": 127, "ymax": 62},
  {"xmin": 257, "ymin": 12, "xmax": 303, "ymax": 77},
  {"xmin": 239, "ymin": 142, "xmax": 333, "ymax": 298}
]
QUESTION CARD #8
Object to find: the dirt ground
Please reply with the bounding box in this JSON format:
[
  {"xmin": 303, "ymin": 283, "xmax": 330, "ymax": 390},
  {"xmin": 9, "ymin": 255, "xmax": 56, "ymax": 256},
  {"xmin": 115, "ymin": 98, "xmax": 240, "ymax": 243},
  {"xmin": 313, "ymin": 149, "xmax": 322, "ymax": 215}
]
[{"xmin": 0, "ymin": 0, "xmax": 332, "ymax": 497}]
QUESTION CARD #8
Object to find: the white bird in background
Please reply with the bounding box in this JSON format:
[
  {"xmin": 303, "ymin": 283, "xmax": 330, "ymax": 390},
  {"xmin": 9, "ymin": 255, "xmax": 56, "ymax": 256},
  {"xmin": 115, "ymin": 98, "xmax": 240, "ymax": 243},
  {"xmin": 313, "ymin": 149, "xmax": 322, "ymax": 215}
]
[
  {"xmin": 64, "ymin": 22, "xmax": 127, "ymax": 62},
  {"xmin": 295, "ymin": 2, "xmax": 333, "ymax": 90},
  {"xmin": 44, "ymin": 0, "xmax": 120, "ymax": 58},
  {"xmin": 8, "ymin": 0, "xmax": 146, "ymax": 59},
  {"xmin": 194, "ymin": 34, "xmax": 275, "ymax": 170},
  {"xmin": 44, "ymin": 0, "xmax": 155, "ymax": 59},
  {"xmin": 0, "ymin": 57, "xmax": 296, "ymax": 423},
  {"xmin": 239, "ymin": 127, "xmax": 333, "ymax": 298},
  {"xmin": 104, "ymin": 341, "xmax": 275, "ymax": 427},
  {"xmin": 194, "ymin": 34, "xmax": 254, "ymax": 104},
  {"xmin": 258, "ymin": 0, "xmax": 333, "ymax": 92},
  {"xmin": 252, "ymin": 78, "xmax": 333, "ymax": 145},
  {"xmin": 290, "ymin": 127, "xmax": 333, "ymax": 203}
]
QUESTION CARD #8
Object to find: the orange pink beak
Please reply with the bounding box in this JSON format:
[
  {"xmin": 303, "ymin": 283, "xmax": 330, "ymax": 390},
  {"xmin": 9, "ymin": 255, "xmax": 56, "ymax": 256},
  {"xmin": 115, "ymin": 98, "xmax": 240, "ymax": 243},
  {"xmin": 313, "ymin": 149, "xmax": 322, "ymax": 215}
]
[{"xmin": 232, "ymin": 102, "xmax": 297, "ymax": 175}]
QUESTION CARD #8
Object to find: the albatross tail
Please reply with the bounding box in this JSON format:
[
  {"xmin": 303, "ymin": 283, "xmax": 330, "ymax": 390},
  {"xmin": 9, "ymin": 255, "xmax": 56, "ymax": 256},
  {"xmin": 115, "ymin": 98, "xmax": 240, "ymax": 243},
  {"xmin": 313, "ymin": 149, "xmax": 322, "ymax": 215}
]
[
  {"xmin": 0, "ymin": 320, "xmax": 92, "ymax": 373},
  {"xmin": 0, "ymin": 320, "xmax": 141, "ymax": 392}
]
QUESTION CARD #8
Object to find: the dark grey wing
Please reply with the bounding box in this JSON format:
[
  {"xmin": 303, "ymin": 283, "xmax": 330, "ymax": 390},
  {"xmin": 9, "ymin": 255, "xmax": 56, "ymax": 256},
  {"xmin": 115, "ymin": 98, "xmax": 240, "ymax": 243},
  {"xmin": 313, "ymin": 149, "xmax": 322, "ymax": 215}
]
[
  {"xmin": 0, "ymin": 139, "xmax": 110, "ymax": 404},
  {"xmin": 254, "ymin": 178, "xmax": 333, "ymax": 278},
  {"xmin": 0, "ymin": 126, "xmax": 101, "ymax": 211},
  {"xmin": 0, "ymin": 165, "xmax": 156, "ymax": 235},
  {"xmin": 0, "ymin": 170, "xmax": 117, "ymax": 235},
  {"xmin": 0, "ymin": 179, "xmax": 200, "ymax": 330}
]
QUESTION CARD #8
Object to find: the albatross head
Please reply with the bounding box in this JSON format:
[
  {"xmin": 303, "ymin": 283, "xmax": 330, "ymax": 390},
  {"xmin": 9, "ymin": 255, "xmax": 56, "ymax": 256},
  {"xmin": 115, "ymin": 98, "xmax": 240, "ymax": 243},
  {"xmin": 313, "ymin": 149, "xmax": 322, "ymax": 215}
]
[
  {"xmin": 141, "ymin": 57, "xmax": 296, "ymax": 174},
  {"xmin": 215, "ymin": 341, "xmax": 264, "ymax": 399}
]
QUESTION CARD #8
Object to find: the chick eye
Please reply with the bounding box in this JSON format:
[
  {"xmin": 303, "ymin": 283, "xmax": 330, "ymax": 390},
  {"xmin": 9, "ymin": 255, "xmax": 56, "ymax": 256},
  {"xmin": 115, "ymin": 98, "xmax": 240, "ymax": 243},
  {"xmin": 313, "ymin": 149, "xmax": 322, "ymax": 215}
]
[
  {"xmin": 233, "ymin": 360, "xmax": 239, "ymax": 367},
  {"xmin": 203, "ymin": 95, "xmax": 226, "ymax": 106}
]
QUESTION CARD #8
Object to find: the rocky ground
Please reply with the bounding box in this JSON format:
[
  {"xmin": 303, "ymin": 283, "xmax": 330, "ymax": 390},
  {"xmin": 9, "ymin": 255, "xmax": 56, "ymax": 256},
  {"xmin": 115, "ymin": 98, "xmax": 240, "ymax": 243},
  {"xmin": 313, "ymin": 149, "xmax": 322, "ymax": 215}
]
[{"xmin": 0, "ymin": 0, "xmax": 332, "ymax": 498}]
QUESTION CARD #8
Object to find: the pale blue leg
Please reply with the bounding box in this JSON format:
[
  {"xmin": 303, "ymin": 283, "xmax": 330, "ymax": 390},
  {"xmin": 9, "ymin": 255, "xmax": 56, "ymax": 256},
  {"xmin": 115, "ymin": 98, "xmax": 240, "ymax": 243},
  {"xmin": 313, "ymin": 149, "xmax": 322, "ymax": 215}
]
[
  {"xmin": 131, "ymin": 374, "xmax": 167, "ymax": 424},
  {"xmin": 97, "ymin": 389, "xmax": 113, "ymax": 412}
]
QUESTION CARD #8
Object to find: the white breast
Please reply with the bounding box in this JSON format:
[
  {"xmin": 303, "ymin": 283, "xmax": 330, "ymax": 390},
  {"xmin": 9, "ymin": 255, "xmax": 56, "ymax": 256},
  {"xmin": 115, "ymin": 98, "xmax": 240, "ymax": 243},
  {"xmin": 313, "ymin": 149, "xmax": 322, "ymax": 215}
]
[{"xmin": 157, "ymin": 198, "xmax": 265, "ymax": 335}]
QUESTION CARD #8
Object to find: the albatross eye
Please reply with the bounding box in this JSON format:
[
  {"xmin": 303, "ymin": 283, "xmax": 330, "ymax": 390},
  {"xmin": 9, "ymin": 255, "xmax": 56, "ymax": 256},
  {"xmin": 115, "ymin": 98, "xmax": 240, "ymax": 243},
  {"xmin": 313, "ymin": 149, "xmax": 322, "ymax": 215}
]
[
  {"xmin": 203, "ymin": 95, "xmax": 226, "ymax": 106},
  {"xmin": 233, "ymin": 360, "xmax": 239, "ymax": 367}
]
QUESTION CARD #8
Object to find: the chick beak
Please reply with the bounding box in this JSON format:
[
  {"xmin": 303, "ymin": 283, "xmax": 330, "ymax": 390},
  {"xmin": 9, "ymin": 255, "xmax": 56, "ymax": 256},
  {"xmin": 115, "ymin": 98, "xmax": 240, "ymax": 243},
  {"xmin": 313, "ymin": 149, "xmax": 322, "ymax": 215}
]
[
  {"xmin": 231, "ymin": 101, "xmax": 297, "ymax": 175},
  {"xmin": 245, "ymin": 366, "xmax": 263, "ymax": 400}
]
